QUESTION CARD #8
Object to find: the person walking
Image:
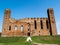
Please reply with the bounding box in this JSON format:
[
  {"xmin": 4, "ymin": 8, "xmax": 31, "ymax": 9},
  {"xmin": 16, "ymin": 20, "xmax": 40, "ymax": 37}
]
[{"xmin": 26, "ymin": 29, "xmax": 32, "ymax": 42}]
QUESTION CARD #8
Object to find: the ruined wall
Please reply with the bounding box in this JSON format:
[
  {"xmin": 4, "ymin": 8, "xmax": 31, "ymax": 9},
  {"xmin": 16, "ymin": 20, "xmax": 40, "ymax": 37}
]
[{"xmin": 2, "ymin": 8, "xmax": 57, "ymax": 37}]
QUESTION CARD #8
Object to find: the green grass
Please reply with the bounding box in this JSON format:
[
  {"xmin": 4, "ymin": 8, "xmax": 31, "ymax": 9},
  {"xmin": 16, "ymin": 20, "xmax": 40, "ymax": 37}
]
[
  {"xmin": 0, "ymin": 35, "xmax": 60, "ymax": 45},
  {"xmin": 0, "ymin": 36, "xmax": 36, "ymax": 45},
  {"xmin": 32, "ymin": 35, "xmax": 60, "ymax": 44}
]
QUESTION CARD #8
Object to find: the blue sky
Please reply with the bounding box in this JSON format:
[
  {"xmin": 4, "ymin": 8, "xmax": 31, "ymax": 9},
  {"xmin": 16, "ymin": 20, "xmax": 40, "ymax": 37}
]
[{"xmin": 0, "ymin": 0, "xmax": 60, "ymax": 34}]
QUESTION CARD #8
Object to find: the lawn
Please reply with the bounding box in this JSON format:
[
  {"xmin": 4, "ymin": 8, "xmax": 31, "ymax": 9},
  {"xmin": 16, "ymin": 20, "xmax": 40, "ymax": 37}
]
[
  {"xmin": 32, "ymin": 35, "xmax": 60, "ymax": 44},
  {"xmin": 0, "ymin": 35, "xmax": 60, "ymax": 45},
  {"xmin": 0, "ymin": 36, "xmax": 36, "ymax": 45}
]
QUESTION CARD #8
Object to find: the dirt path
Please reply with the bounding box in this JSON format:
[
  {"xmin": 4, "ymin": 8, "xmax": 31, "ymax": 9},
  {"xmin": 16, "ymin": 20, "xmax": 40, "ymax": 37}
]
[{"xmin": 32, "ymin": 42, "xmax": 58, "ymax": 45}]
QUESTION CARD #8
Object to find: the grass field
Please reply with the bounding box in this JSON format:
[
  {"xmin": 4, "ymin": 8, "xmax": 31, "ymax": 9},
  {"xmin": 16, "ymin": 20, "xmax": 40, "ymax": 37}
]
[{"xmin": 0, "ymin": 35, "xmax": 60, "ymax": 45}]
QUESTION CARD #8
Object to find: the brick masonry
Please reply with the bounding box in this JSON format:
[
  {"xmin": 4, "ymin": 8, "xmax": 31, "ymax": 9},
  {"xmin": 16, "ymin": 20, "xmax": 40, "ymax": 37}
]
[{"xmin": 2, "ymin": 8, "xmax": 57, "ymax": 37}]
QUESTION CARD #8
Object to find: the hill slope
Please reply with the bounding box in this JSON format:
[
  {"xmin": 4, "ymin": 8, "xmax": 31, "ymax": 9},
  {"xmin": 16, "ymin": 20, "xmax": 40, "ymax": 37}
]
[{"xmin": 0, "ymin": 35, "xmax": 60, "ymax": 45}]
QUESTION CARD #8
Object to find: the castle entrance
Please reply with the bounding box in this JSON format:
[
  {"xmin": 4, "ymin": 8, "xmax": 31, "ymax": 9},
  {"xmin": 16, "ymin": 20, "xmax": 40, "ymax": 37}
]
[
  {"xmin": 27, "ymin": 23, "xmax": 31, "ymax": 36},
  {"xmin": 27, "ymin": 29, "xmax": 30, "ymax": 36}
]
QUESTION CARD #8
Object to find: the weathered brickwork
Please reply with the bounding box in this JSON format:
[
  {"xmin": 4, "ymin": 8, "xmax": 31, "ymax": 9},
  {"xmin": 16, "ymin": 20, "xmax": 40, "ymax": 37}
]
[{"xmin": 2, "ymin": 8, "xmax": 57, "ymax": 37}]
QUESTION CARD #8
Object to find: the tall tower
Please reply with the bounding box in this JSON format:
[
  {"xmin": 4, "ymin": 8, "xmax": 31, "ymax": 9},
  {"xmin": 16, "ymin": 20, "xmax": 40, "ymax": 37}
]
[
  {"xmin": 2, "ymin": 9, "xmax": 11, "ymax": 36},
  {"xmin": 47, "ymin": 8, "xmax": 57, "ymax": 35}
]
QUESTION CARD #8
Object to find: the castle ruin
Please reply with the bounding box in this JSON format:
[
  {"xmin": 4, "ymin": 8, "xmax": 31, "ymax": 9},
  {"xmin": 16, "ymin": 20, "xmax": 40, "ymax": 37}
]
[{"xmin": 2, "ymin": 8, "xmax": 57, "ymax": 37}]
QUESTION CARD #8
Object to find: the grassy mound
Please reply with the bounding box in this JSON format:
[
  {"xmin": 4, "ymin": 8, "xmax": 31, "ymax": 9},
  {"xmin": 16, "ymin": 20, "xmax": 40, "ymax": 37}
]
[
  {"xmin": 0, "ymin": 36, "xmax": 35, "ymax": 45},
  {"xmin": 32, "ymin": 35, "xmax": 60, "ymax": 44},
  {"xmin": 0, "ymin": 35, "xmax": 60, "ymax": 45}
]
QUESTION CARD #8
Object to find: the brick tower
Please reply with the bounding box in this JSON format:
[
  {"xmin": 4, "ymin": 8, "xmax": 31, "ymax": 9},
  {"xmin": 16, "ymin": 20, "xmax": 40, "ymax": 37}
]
[
  {"xmin": 47, "ymin": 8, "xmax": 57, "ymax": 35},
  {"xmin": 2, "ymin": 9, "xmax": 11, "ymax": 36}
]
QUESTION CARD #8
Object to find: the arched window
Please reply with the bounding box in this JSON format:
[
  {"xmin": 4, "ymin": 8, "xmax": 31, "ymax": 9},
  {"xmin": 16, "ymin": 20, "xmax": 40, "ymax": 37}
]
[
  {"xmin": 27, "ymin": 23, "xmax": 30, "ymax": 30},
  {"xmin": 8, "ymin": 25, "xmax": 11, "ymax": 30},
  {"xmin": 14, "ymin": 25, "xmax": 17, "ymax": 30},
  {"xmin": 46, "ymin": 20, "xmax": 49, "ymax": 29},
  {"xmin": 34, "ymin": 20, "xmax": 37, "ymax": 29},
  {"xmin": 40, "ymin": 20, "xmax": 43, "ymax": 29},
  {"xmin": 21, "ymin": 25, "xmax": 24, "ymax": 32}
]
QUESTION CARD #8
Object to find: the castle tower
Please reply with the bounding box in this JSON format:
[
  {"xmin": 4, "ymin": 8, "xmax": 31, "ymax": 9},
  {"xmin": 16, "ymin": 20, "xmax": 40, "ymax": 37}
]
[
  {"xmin": 2, "ymin": 9, "xmax": 11, "ymax": 36},
  {"xmin": 47, "ymin": 8, "xmax": 57, "ymax": 35}
]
